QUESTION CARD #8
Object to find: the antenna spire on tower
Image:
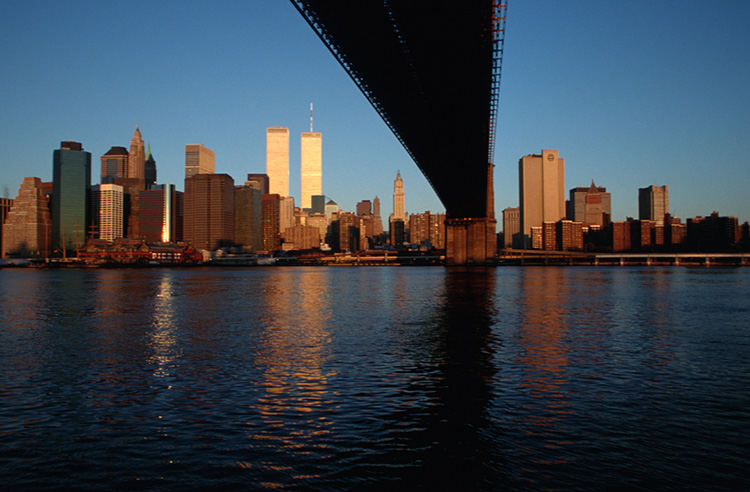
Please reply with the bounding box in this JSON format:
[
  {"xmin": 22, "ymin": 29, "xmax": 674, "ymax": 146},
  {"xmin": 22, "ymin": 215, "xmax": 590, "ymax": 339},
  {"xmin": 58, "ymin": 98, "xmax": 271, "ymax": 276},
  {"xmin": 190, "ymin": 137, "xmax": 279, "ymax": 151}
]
[{"xmin": 310, "ymin": 102, "xmax": 314, "ymax": 132}]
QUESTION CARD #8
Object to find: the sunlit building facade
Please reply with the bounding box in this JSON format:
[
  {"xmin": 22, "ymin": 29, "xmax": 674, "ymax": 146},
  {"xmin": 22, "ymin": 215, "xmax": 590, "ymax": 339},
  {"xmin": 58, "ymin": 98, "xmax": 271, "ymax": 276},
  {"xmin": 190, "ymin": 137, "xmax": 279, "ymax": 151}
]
[
  {"xmin": 1, "ymin": 177, "xmax": 51, "ymax": 258},
  {"xmin": 95, "ymin": 184, "xmax": 124, "ymax": 240},
  {"xmin": 184, "ymin": 173, "xmax": 234, "ymax": 250},
  {"xmin": 100, "ymin": 146, "xmax": 128, "ymax": 184},
  {"xmin": 266, "ymin": 127, "xmax": 289, "ymax": 197},
  {"xmin": 639, "ymin": 185, "xmax": 669, "ymax": 226},
  {"xmin": 184, "ymin": 144, "xmax": 215, "ymax": 179},
  {"xmin": 519, "ymin": 150, "xmax": 565, "ymax": 248},
  {"xmin": 301, "ymin": 131, "xmax": 322, "ymax": 209},
  {"xmin": 140, "ymin": 184, "xmax": 182, "ymax": 243}
]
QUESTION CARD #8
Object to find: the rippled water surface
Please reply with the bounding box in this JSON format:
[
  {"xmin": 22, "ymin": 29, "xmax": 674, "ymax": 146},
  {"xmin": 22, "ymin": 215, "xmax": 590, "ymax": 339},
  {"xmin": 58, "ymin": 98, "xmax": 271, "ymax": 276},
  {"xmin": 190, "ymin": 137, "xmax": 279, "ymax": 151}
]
[{"xmin": 0, "ymin": 266, "xmax": 748, "ymax": 489}]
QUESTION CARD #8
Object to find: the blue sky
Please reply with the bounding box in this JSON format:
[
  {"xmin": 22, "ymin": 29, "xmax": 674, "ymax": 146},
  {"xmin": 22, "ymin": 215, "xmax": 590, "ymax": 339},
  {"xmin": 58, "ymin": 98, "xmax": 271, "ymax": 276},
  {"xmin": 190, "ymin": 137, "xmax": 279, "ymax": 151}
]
[{"xmin": 1, "ymin": 0, "xmax": 749, "ymax": 224}]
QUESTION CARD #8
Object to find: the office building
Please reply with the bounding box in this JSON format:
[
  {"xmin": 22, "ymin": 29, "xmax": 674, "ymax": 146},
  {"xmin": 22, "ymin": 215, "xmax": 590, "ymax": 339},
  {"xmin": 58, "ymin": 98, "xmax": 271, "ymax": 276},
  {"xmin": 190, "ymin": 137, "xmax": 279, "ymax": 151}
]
[
  {"xmin": 144, "ymin": 144, "xmax": 157, "ymax": 189},
  {"xmin": 100, "ymin": 146, "xmax": 128, "ymax": 184},
  {"xmin": 568, "ymin": 181, "xmax": 611, "ymax": 227},
  {"xmin": 261, "ymin": 194, "xmax": 282, "ymax": 251},
  {"xmin": 140, "ymin": 184, "xmax": 182, "ymax": 243},
  {"xmin": 639, "ymin": 185, "xmax": 669, "ymax": 226},
  {"xmin": 246, "ymin": 173, "xmax": 269, "ymax": 194},
  {"xmin": 92, "ymin": 184, "xmax": 124, "ymax": 241},
  {"xmin": 184, "ymin": 174, "xmax": 234, "ymax": 250},
  {"xmin": 409, "ymin": 211, "xmax": 446, "ymax": 249},
  {"xmin": 371, "ymin": 196, "xmax": 384, "ymax": 237},
  {"xmin": 301, "ymin": 130, "xmax": 322, "ymax": 209},
  {"xmin": 325, "ymin": 199, "xmax": 339, "ymax": 225},
  {"xmin": 519, "ymin": 150, "xmax": 565, "ymax": 248},
  {"xmin": 0, "ymin": 197, "xmax": 13, "ymax": 256},
  {"xmin": 357, "ymin": 200, "xmax": 372, "ymax": 216},
  {"xmin": 185, "ymin": 144, "xmax": 215, "ymax": 179},
  {"xmin": 306, "ymin": 213, "xmax": 327, "ymax": 243},
  {"xmin": 280, "ymin": 196, "xmax": 294, "ymax": 235},
  {"xmin": 336, "ymin": 212, "xmax": 360, "ymax": 252},
  {"xmin": 128, "ymin": 127, "xmax": 145, "ymax": 180},
  {"xmin": 502, "ymin": 207, "xmax": 520, "ymax": 248},
  {"xmin": 1, "ymin": 178, "xmax": 51, "ymax": 258},
  {"xmin": 266, "ymin": 127, "xmax": 289, "ymax": 197},
  {"xmin": 53, "ymin": 141, "xmax": 91, "ymax": 252},
  {"xmin": 556, "ymin": 219, "xmax": 584, "ymax": 251},
  {"xmin": 310, "ymin": 195, "xmax": 326, "ymax": 215},
  {"xmin": 234, "ymin": 184, "xmax": 263, "ymax": 251},
  {"xmin": 391, "ymin": 171, "xmax": 406, "ymax": 223},
  {"xmin": 283, "ymin": 224, "xmax": 320, "ymax": 250}
]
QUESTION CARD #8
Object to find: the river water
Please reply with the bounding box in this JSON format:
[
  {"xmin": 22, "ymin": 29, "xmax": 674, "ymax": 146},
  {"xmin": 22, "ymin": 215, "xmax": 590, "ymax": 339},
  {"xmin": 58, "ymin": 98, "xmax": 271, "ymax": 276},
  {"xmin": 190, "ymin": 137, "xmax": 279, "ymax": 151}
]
[{"xmin": 0, "ymin": 266, "xmax": 747, "ymax": 489}]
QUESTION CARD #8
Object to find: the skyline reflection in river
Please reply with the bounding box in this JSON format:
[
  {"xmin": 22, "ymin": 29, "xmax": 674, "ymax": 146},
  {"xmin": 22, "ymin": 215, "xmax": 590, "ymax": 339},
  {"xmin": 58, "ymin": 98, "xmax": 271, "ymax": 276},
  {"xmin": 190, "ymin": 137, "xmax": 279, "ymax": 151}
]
[{"xmin": 0, "ymin": 266, "xmax": 747, "ymax": 489}]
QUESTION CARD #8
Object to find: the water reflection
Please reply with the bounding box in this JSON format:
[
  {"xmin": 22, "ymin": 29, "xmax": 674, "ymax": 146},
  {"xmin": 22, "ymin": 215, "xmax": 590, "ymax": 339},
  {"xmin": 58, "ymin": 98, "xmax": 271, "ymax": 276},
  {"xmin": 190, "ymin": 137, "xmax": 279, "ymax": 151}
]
[
  {"xmin": 252, "ymin": 268, "xmax": 334, "ymax": 484},
  {"xmin": 516, "ymin": 268, "xmax": 573, "ymax": 466},
  {"xmin": 148, "ymin": 272, "xmax": 180, "ymax": 379}
]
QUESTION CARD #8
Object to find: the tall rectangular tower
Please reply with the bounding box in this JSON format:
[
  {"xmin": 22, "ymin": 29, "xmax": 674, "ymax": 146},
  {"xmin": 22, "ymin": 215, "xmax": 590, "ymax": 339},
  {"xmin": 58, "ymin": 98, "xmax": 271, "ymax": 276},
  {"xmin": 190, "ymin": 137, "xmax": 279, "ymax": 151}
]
[
  {"xmin": 519, "ymin": 149, "xmax": 565, "ymax": 248},
  {"xmin": 300, "ymin": 131, "xmax": 322, "ymax": 209},
  {"xmin": 638, "ymin": 185, "xmax": 669, "ymax": 226},
  {"xmin": 53, "ymin": 141, "xmax": 91, "ymax": 252},
  {"xmin": 266, "ymin": 127, "xmax": 289, "ymax": 197},
  {"xmin": 95, "ymin": 183, "xmax": 124, "ymax": 240},
  {"xmin": 184, "ymin": 174, "xmax": 234, "ymax": 250},
  {"xmin": 184, "ymin": 144, "xmax": 215, "ymax": 179}
]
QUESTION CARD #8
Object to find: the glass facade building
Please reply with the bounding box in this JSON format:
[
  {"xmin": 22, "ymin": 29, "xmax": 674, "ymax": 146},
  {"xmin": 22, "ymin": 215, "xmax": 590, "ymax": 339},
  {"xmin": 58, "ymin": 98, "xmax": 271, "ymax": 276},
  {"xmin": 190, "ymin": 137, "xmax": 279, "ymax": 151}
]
[{"xmin": 53, "ymin": 141, "xmax": 91, "ymax": 252}]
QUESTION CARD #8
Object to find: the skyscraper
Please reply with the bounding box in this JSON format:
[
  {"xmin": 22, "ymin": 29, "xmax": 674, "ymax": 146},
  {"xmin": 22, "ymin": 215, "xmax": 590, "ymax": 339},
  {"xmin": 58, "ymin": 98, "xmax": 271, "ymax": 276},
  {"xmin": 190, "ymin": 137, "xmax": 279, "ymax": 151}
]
[
  {"xmin": 234, "ymin": 184, "xmax": 263, "ymax": 251},
  {"xmin": 639, "ymin": 185, "xmax": 669, "ymax": 226},
  {"xmin": 1, "ymin": 177, "xmax": 51, "ymax": 258},
  {"xmin": 391, "ymin": 171, "xmax": 405, "ymax": 224},
  {"xmin": 301, "ymin": 117, "xmax": 322, "ymax": 210},
  {"xmin": 53, "ymin": 141, "xmax": 91, "ymax": 252},
  {"xmin": 356, "ymin": 200, "xmax": 372, "ymax": 216},
  {"xmin": 502, "ymin": 207, "xmax": 520, "ymax": 248},
  {"xmin": 261, "ymin": 193, "xmax": 282, "ymax": 251},
  {"xmin": 519, "ymin": 150, "xmax": 565, "ymax": 247},
  {"xmin": 246, "ymin": 173, "xmax": 269, "ymax": 194},
  {"xmin": 266, "ymin": 127, "xmax": 289, "ymax": 197},
  {"xmin": 139, "ymin": 185, "xmax": 182, "ymax": 243},
  {"xmin": 568, "ymin": 181, "xmax": 611, "ymax": 227},
  {"xmin": 100, "ymin": 146, "xmax": 128, "ymax": 183},
  {"xmin": 128, "ymin": 127, "xmax": 145, "ymax": 180},
  {"xmin": 183, "ymin": 174, "xmax": 234, "ymax": 250},
  {"xmin": 184, "ymin": 144, "xmax": 215, "ymax": 179},
  {"xmin": 94, "ymin": 184, "xmax": 124, "ymax": 240},
  {"xmin": 144, "ymin": 143, "xmax": 157, "ymax": 189}
]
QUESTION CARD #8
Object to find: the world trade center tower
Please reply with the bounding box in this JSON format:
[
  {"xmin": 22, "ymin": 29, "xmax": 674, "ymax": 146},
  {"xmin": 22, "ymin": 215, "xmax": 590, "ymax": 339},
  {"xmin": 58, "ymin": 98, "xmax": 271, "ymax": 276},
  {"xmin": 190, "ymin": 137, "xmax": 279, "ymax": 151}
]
[
  {"xmin": 300, "ymin": 131, "xmax": 322, "ymax": 210},
  {"xmin": 266, "ymin": 127, "xmax": 289, "ymax": 197}
]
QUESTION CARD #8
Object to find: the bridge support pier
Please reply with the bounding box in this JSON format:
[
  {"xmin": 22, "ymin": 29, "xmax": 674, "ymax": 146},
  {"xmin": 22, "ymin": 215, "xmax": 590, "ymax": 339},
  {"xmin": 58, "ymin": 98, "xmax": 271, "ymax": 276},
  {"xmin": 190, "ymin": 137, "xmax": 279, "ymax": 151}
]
[{"xmin": 445, "ymin": 217, "xmax": 497, "ymax": 265}]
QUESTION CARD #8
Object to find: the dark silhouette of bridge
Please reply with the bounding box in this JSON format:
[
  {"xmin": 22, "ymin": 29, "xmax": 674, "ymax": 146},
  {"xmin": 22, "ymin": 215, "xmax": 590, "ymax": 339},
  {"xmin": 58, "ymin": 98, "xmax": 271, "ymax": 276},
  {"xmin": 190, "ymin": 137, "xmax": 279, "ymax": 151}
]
[{"xmin": 291, "ymin": 1, "xmax": 508, "ymax": 264}]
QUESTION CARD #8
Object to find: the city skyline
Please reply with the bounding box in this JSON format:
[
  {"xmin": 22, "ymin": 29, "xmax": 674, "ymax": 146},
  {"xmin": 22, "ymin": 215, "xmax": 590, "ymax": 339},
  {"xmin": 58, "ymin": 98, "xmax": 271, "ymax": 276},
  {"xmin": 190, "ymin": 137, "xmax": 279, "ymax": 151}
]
[{"xmin": 1, "ymin": 1, "xmax": 748, "ymax": 222}]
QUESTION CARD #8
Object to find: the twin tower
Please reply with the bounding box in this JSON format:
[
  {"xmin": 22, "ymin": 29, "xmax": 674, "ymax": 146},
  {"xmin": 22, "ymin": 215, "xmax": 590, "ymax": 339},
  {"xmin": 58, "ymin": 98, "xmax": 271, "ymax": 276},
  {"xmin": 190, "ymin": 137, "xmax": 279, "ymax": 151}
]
[{"xmin": 266, "ymin": 105, "xmax": 322, "ymax": 209}]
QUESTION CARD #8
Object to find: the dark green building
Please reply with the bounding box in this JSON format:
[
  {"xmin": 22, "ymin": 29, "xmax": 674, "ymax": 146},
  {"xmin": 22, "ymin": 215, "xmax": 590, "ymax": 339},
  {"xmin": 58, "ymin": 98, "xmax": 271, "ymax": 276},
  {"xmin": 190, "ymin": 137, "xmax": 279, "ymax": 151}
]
[{"xmin": 53, "ymin": 141, "xmax": 91, "ymax": 253}]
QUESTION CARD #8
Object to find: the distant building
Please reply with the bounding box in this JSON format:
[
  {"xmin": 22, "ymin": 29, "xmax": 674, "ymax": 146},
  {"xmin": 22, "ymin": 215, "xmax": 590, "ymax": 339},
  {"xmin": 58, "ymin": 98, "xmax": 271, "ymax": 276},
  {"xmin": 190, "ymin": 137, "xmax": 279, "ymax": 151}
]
[
  {"xmin": 306, "ymin": 213, "xmax": 327, "ymax": 244},
  {"xmin": 0, "ymin": 197, "xmax": 14, "ymax": 256},
  {"xmin": 556, "ymin": 219, "xmax": 583, "ymax": 251},
  {"xmin": 1, "ymin": 177, "xmax": 51, "ymax": 258},
  {"xmin": 261, "ymin": 194, "xmax": 282, "ymax": 251},
  {"xmin": 409, "ymin": 211, "xmax": 445, "ymax": 249},
  {"xmin": 93, "ymin": 183, "xmax": 124, "ymax": 241},
  {"xmin": 336, "ymin": 212, "xmax": 360, "ymax": 252},
  {"xmin": 184, "ymin": 174, "xmax": 234, "ymax": 250},
  {"xmin": 502, "ymin": 207, "xmax": 520, "ymax": 248},
  {"xmin": 300, "ymin": 129, "xmax": 322, "ymax": 209},
  {"xmin": 53, "ymin": 141, "xmax": 91, "ymax": 252},
  {"xmin": 112, "ymin": 177, "xmax": 146, "ymax": 238},
  {"xmin": 283, "ymin": 224, "xmax": 320, "ymax": 250},
  {"xmin": 630, "ymin": 219, "xmax": 656, "ymax": 250},
  {"xmin": 310, "ymin": 194, "xmax": 326, "ymax": 214},
  {"xmin": 390, "ymin": 219, "xmax": 405, "ymax": 248},
  {"xmin": 325, "ymin": 199, "xmax": 339, "ymax": 225},
  {"xmin": 357, "ymin": 200, "xmax": 372, "ymax": 217},
  {"xmin": 234, "ymin": 185, "xmax": 263, "ymax": 251},
  {"xmin": 128, "ymin": 127, "xmax": 146, "ymax": 180},
  {"xmin": 246, "ymin": 173, "xmax": 269, "ymax": 195},
  {"xmin": 139, "ymin": 184, "xmax": 182, "ymax": 243},
  {"xmin": 100, "ymin": 146, "xmax": 128, "ymax": 184},
  {"xmin": 390, "ymin": 170, "xmax": 406, "ymax": 223},
  {"xmin": 144, "ymin": 144, "xmax": 157, "ymax": 189},
  {"xmin": 687, "ymin": 212, "xmax": 739, "ymax": 252},
  {"xmin": 567, "ymin": 181, "xmax": 611, "ymax": 227},
  {"xmin": 185, "ymin": 144, "xmax": 215, "ymax": 179},
  {"xmin": 638, "ymin": 185, "xmax": 669, "ymax": 226},
  {"xmin": 519, "ymin": 150, "xmax": 565, "ymax": 248},
  {"xmin": 280, "ymin": 196, "xmax": 294, "ymax": 235},
  {"xmin": 266, "ymin": 127, "xmax": 289, "ymax": 197}
]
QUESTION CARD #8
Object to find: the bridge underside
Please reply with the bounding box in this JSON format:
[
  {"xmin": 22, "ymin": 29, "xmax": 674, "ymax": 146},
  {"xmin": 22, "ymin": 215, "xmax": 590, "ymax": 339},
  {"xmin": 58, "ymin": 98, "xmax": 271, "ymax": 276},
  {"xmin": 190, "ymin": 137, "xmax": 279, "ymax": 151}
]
[{"xmin": 292, "ymin": 1, "xmax": 506, "ymax": 263}]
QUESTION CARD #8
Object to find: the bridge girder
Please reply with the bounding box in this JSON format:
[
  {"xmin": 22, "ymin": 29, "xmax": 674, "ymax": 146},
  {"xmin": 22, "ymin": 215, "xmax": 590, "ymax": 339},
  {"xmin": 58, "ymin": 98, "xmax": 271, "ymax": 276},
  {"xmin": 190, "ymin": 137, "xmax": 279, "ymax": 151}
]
[{"xmin": 291, "ymin": 1, "xmax": 507, "ymax": 219}]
